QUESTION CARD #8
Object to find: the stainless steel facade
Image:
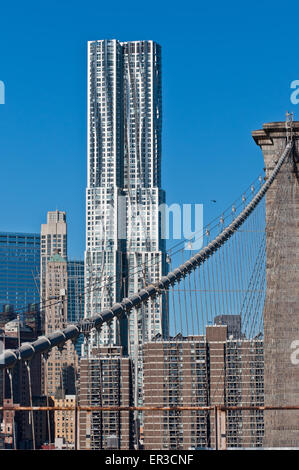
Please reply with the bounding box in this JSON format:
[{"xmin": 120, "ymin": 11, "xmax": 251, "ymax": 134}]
[{"xmin": 85, "ymin": 40, "xmax": 167, "ymax": 371}]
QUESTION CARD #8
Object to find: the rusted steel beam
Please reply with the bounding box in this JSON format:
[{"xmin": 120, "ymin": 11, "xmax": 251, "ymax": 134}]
[{"xmin": 1, "ymin": 404, "xmax": 299, "ymax": 412}]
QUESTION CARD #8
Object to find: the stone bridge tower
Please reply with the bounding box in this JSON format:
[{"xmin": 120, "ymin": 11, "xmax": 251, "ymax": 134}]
[{"xmin": 252, "ymin": 121, "xmax": 299, "ymax": 447}]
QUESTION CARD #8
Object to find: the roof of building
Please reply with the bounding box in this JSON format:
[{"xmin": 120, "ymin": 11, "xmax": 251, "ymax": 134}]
[{"xmin": 49, "ymin": 253, "xmax": 67, "ymax": 263}]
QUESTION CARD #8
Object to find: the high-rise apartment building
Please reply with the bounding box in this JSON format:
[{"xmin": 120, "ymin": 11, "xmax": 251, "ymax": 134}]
[
  {"xmin": 0, "ymin": 232, "xmax": 40, "ymax": 320},
  {"xmin": 78, "ymin": 346, "xmax": 134, "ymax": 450},
  {"xmin": 143, "ymin": 326, "xmax": 264, "ymax": 450},
  {"xmin": 40, "ymin": 211, "xmax": 67, "ymax": 329},
  {"xmin": 67, "ymin": 260, "xmax": 84, "ymax": 357},
  {"xmin": 85, "ymin": 39, "xmax": 167, "ymax": 405}
]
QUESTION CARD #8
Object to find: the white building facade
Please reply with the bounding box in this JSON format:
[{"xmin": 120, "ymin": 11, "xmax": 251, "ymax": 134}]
[{"xmin": 85, "ymin": 39, "xmax": 167, "ymax": 379}]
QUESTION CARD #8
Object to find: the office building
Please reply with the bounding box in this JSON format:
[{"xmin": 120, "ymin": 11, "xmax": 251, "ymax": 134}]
[
  {"xmin": 143, "ymin": 325, "xmax": 264, "ymax": 449},
  {"xmin": 85, "ymin": 40, "xmax": 167, "ymax": 411},
  {"xmin": 214, "ymin": 314, "xmax": 243, "ymax": 338},
  {"xmin": 0, "ymin": 232, "xmax": 40, "ymax": 320},
  {"xmin": 44, "ymin": 253, "xmax": 78, "ymax": 397}
]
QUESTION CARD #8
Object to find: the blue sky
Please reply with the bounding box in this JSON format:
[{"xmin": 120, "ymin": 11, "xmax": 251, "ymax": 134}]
[{"xmin": 0, "ymin": 0, "xmax": 298, "ymax": 258}]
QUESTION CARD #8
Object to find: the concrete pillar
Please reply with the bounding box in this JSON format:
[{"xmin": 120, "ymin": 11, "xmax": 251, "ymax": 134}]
[{"xmin": 252, "ymin": 121, "xmax": 299, "ymax": 448}]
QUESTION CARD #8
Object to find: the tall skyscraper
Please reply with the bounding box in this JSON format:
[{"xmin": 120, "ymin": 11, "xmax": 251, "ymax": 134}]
[
  {"xmin": 143, "ymin": 327, "xmax": 264, "ymax": 450},
  {"xmin": 0, "ymin": 232, "xmax": 40, "ymax": 319},
  {"xmin": 85, "ymin": 39, "xmax": 167, "ymax": 373},
  {"xmin": 79, "ymin": 346, "xmax": 133, "ymax": 450},
  {"xmin": 67, "ymin": 260, "xmax": 84, "ymax": 324},
  {"xmin": 40, "ymin": 211, "xmax": 67, "ymax": 329}
]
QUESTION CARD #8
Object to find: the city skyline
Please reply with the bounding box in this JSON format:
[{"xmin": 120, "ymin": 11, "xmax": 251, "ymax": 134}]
[{"xmin": 2, "ymin": 2, "xmax": 299, "ymax": 260}]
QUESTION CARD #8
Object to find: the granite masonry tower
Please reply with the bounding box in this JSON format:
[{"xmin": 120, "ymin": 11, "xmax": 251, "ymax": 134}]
[{"xmin": 252, "ymin": 120, "xmax": 299, "ymax": 447}]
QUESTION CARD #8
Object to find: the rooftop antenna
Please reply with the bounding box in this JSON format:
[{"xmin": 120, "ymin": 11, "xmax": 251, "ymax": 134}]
[{"xmin": 286, "ymin": 110, "xmax": 294, "ymax": 143}]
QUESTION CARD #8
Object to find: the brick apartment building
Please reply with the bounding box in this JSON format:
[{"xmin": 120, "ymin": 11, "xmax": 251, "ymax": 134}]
[
  {"xmin": 78, "ymin": 346, "xmax": 134, "ymax": 449},
  {"xmin": 143, "ymin": 324, "xmax": 264, "ymax": 449}
]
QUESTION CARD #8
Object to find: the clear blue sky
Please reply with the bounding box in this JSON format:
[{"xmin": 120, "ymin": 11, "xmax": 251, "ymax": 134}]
[{"xmin": 0, "ymin": 0, "xmax": 298, "ymax": 258}]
